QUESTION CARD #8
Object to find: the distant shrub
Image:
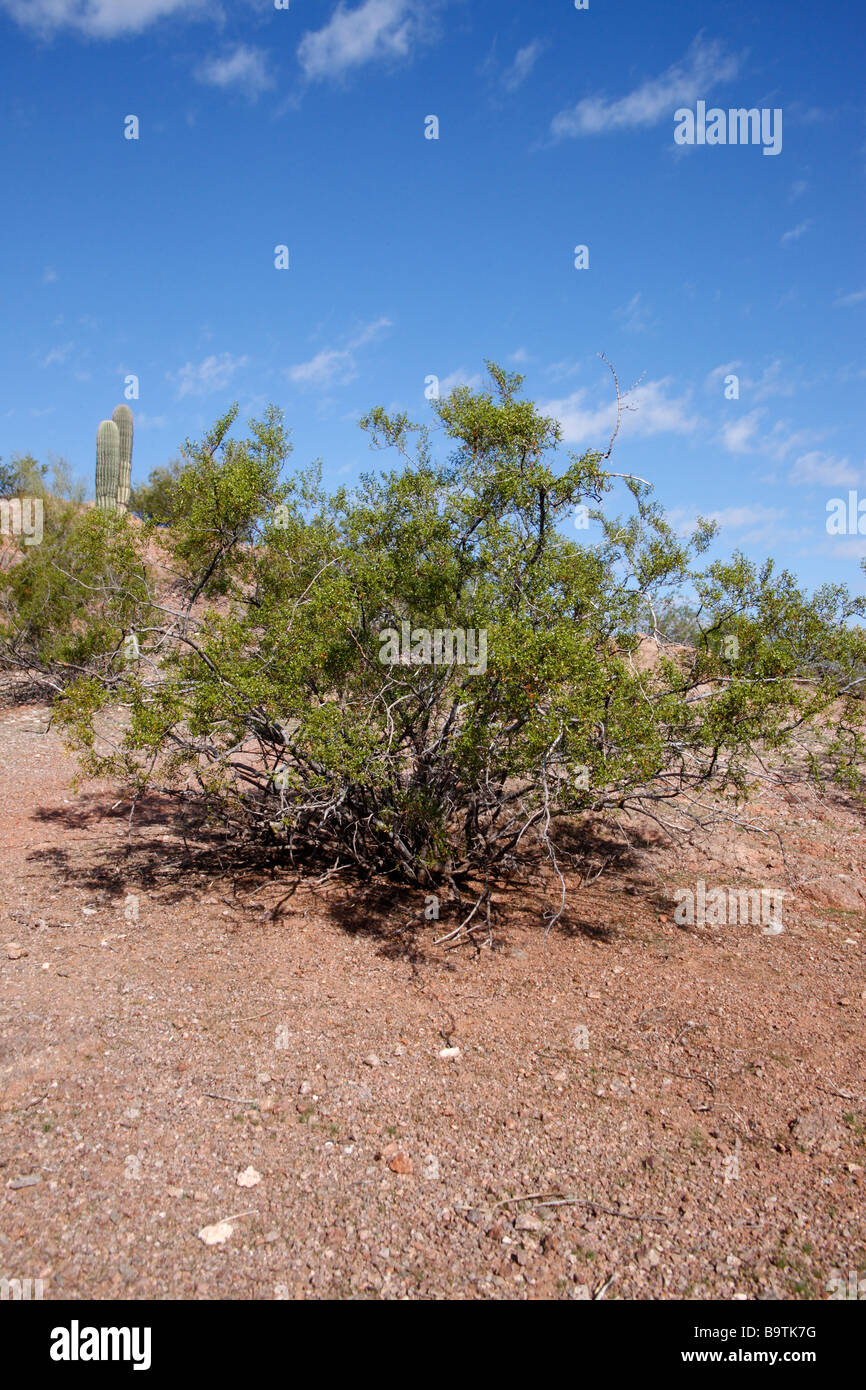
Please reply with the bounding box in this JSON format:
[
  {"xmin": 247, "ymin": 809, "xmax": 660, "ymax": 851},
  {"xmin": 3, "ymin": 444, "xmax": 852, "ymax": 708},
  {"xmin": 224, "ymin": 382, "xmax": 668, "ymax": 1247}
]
[{"xmin": 129, "ymin": 458, "xmax": 185, "ymax": 524}]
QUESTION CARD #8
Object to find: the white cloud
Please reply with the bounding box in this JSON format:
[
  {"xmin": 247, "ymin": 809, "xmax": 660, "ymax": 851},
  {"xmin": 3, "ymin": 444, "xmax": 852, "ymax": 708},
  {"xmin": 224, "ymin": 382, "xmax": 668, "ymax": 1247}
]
[
  {"xmin": 545, "ymin": 359, "xmax": 582, "ymax": 383},
  {"xmin": 780, "ymin": 219, "xmax": 813, "ymax": 246},
  {"xmin": 298, "ymin": 0, "xmax": 432, "ymax": 82},
  {"xmin": 833, "ymin": 288, "xmax": 866, "ymax": 308},
  {"xmin": 720, "ymin": 409, "xmax": 762, "ymax": 454},
  {"xmin": 502, "ymin": 40, "xmax": 545, "ymax": 93},
  {"xmin": 614, "ymin": 292, "xmax": 655, "ymax": 334},
  {"xmin": 196, "ymin": 46, "xmax": 275, "ymax": 100},
  {"xmin": 41, "ymin": 266, "xmax": 58, "ymax": 284},
  {"xmin": 788, "ymin": 179, "xmax": 808, "ymax": 201},
  {"xmin": 0, "ymin": 0, "xmax": 209, "ymax": 38},
  {"xmin": 438, "ymin": 367, "xmax": 483, "ymax": 394},
  {"xmin": 705, "ymin": 360, "xmax": 742, "ymax": 388},
  {"xmin": 551, "ymin": 34, "xmax": 741, "ymax": 140},
  {"xmin": 747, "ymin": 359, "xmax": 796, "ymax": 401},
  {"xmin": 707, "ymin": 504, "xmax": 786, "ymax": 528},
  {"xmin": 669, "ymin": 503, "xmax": 788, "ymax": 543},
  {"xmin": 720, "ymin": 407, "xmax": 824, "ymax": 462},
  {"xmin": 542, "ymin": 378, "xmax": 700, "ymax": 447},
  {"xmin": 171, "ymin": 352, "xmax": 248, "ymax": 399},
  {"xmin": 40, "ymin": 342, "xmax": 74, "ymax": 367},
  {"xmin": 788, "ymin": 451, "xmax": 861, "ymax": 487},
  {"xmin": 286, "ymin": 317, "xmax": 391, "ymax": 388}
]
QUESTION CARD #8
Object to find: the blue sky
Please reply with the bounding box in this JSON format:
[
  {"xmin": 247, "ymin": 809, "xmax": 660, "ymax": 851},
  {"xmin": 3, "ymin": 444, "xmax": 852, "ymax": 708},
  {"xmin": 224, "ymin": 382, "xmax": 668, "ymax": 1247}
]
[{"xmin": 1, "ymin": 0, "xmax": 864, "ymax": 590}]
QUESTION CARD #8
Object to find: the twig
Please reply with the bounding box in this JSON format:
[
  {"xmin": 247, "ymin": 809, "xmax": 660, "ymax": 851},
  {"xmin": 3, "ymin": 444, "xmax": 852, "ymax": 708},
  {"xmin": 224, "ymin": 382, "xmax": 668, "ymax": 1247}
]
[
  {"xmin": 593, "ymin": 1272, "xmax": 619, "ymax": 1300},
  {"xmin": 229, "ymin": 1006, "xmax": 284, "ymax": 1024},
  {"xmin": 459, "ymin": 1191, "xmax": 667, "ymax": 1224},
  {"xmin": 203, "ymin": 1093, "xmax": 258, "ymax": 1107}
]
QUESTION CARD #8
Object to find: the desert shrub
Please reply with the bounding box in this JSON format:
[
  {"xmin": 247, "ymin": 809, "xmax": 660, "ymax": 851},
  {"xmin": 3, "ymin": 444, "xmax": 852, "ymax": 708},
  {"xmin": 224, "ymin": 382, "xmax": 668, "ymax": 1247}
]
[
  {"xmin": 0, "ymin": 506, "xmax": 151, "ymax": 683},
  {"xmin": 7, "ymin": 367, "xmax": 863, "ymax": 921},
  {"xmin": 129, "ymin": 458, "xmax": 185, "ymax": 524}
]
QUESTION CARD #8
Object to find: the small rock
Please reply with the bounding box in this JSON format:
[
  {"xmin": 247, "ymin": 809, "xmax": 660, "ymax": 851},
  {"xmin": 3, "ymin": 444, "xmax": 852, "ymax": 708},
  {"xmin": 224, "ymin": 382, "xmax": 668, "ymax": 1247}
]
[
  {"xmin": 5, "ymin": 943, "xmax": 27, "ymax": 960},
  {"xmin": 422, "ymin": 1154, "xmax": 440, "ymax": 1181},
  {"xmin": 439, "ymin": 1046, "xmax": 461, "ymax": 1061},
  {"xmin": 166, "ymin": 1185, "xmax": 184, "ymax": 1199},
  {"xmin": 789, "ymin": 1108, "xmax": 836, "ymax": 1152},
  {"xmin": 8, "ymin": 1174, "xmax": 41, "ymax": 1190},
  {"xmin": 298, "ymin": 1081, "xmax": 314, "ymax": 1096},
  {"xmin": 387, "ymin": 1151, "xmax": 413, "ymax": 1175},
  {"xmin": 362, "ymin": 1053, "xmax": 380, "ymax": 1068},
  {"xmin": 237, "ymin": 1167, "xmax": 262, "ymax": 1188},
  {"xmin": 197, "ymin": 1220, "xmax": 235, "ymax": 1246},
  {"xmin": 515, "ymin": 1212, "xmax": 543, "ymax": 1232}
]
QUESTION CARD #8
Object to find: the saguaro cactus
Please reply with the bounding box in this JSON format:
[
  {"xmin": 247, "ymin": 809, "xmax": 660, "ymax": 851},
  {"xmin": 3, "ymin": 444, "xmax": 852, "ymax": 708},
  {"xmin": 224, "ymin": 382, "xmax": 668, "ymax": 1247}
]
[
  {"xmin": 95, "ymin": 420, "xmax": 120, "ymax": 511},
  {"xmin": 112, "ymin": 404, "xmax": 134, "ymax": 511}
]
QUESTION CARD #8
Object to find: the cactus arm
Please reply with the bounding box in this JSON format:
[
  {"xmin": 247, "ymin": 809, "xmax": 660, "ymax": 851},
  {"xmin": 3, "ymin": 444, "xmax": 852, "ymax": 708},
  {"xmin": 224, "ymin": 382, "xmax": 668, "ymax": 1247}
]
[
  {"xmin": 112, "ymin": 404, "xmax": 134, "ymax": 511},
  {"xmin": 95, "ymin": 420, "xmax": 120, "ymax": 512}
]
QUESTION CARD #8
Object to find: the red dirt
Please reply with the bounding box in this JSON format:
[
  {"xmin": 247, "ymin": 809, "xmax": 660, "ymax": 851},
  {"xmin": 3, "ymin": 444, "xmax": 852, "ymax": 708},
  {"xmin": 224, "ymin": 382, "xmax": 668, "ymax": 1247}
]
[{"xmin": 0, "ymin": 685, "xmax": 864, "ymax": 1300}]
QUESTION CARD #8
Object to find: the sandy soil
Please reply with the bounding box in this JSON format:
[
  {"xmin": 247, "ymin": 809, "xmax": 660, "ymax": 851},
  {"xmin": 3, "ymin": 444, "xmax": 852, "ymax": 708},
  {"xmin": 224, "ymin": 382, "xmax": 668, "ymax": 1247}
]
[{"xmin": 0, "ymin": 684, "xmax": 864, "ymax": 1300}]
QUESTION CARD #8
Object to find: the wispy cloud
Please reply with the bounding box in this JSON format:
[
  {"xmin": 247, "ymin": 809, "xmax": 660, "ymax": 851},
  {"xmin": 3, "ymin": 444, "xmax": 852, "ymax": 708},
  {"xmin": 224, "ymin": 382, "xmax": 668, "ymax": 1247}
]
[
  {"xmin": 614, "ymin": 292, "xmax": 656, "ymax": 334},
  {"xmin": 542, "ymin": 378, "xmax": 701, "ymax": 447},
  {"xmin": 41, "ymin": 265, "xmax": 58, "ymax": 285},
  {"xmin": 705, "ymin": 361, "xmax": 743, "ymax": 388},
  {"xmin": 550, "ymin": 34, "xmax": 742, "ymax": 140},
  {"xmin": 298, "ymin": 0, "xmax": 435, "ymax": 82},
  {"xmin": 40, "ymin": 342, "xmax": 74, "ymax": 368},
  {"xmin": 501, "ymin": 39, "xmax": 545, "ymax": 93},
  {"xmin": 745, "ymin": 359, "xmax": 797, "ymax": 401},
  {"xmin": 720, "ymin": 409, "xmax": 762, "ymax": 454},
  {"xmin": 438, "ymin": 367, "xmax": 482, "ymax": 394},
  {"xmin": 0, "ymin": 0, "xmax": 209, "ymax": 38},
  {"xmin": 833, "ymin": 288, "xmax": 866, "ymax": 308},
  {"xmin": 669, "ymin": 503, "xmax": 790, "ymax": 544},
  {"xmin": 788, "ymin": 451, "xmax": 861, "ymax": 487},
  {"xmin": 171, "ymin": 352, "xmax": 248, "ymax": 399},
  {"xmin": 780, "ymin": 219, "xmax": 813, "ymax": 246},
  {"xmin": 286, "ymin": 318, "xmax": 391, "ymax": 388},
  {"xmin": 196, "ymin": 46, "xmax": 275, "ymax": 100},
  {"xmin": 720, "ymin": 408, "xmax": 823, "ymax": 462}
]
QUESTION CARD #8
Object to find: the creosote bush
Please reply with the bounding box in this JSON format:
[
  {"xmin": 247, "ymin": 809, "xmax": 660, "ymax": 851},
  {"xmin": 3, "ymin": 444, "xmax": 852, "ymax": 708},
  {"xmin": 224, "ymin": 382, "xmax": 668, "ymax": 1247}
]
[{"xmin": 3, "ymin": 365, "xmax": 864, "ymax": 928}]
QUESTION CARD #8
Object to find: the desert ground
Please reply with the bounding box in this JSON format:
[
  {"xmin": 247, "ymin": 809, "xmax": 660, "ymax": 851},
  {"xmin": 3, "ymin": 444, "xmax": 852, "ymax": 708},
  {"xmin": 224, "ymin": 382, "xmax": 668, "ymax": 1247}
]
[{"xmin": 0, "ymin": 680, "xmax": 864, "ymax": 1300}]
